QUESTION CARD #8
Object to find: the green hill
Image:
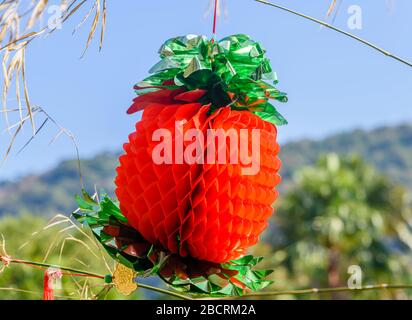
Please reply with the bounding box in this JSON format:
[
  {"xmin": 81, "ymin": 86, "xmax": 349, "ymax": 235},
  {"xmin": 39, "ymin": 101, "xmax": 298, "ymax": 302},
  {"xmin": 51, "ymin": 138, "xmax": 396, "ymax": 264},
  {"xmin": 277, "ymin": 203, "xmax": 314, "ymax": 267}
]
[
  {"xmin": 281, "ymin": 124, "xmax": 412, "ymax": 190},
  {"xmin": 0, "ymin": 123, "xmax": 411, "ymax": 216},
  {"xmin": 0, "ymin": 152, "xmax": 119, "ymax": 216}
]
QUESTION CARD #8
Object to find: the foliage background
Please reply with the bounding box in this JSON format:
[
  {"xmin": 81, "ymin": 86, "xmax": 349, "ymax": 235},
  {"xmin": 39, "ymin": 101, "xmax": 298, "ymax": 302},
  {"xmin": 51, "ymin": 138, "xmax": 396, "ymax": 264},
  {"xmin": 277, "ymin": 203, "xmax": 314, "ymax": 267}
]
[{"xmin": 2, "ymin": 131, "xmax": 412, "ymax": 299}]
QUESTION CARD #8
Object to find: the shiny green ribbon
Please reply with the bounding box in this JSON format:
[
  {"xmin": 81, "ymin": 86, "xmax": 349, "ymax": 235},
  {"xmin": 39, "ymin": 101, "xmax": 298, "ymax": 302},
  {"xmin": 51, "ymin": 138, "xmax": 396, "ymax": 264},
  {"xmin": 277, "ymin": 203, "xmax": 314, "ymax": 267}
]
[{"xmin": 136, "ymin": 34, "xmax": 288, "ymax": 125}]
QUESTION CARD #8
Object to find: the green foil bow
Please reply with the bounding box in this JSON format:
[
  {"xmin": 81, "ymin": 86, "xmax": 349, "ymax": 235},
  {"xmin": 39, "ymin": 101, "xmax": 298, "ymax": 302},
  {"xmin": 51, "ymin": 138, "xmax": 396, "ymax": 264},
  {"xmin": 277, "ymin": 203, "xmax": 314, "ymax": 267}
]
[
  {"xmin": 73, "ymin": 192, "xmax": 274, "ymax": 297},
  {"xmin": 136, "ymin": 34, "xmax": 288, "ymax": 125}
]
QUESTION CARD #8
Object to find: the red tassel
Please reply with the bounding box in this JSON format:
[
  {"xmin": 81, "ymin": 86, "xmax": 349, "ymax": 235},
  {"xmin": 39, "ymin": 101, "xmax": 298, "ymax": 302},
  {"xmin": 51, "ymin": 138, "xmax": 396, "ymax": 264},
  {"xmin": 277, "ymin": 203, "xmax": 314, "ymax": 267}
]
[{"xmin": 43, "ymin": 268, "xmax": 62, "ymax": 300}]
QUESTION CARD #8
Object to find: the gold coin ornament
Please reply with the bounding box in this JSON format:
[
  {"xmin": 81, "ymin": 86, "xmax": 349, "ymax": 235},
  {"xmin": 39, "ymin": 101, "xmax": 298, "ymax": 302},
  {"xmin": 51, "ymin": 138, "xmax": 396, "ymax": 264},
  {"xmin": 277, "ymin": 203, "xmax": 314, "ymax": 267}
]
[{"xmin": 112, "ymin": 263, "xmax": 138, "ymax": 296}]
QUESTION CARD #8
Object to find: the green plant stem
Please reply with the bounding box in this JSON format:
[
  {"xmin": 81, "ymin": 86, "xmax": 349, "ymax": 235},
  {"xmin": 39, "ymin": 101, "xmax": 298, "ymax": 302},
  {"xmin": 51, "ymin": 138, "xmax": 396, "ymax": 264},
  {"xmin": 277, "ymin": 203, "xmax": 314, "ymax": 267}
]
[
  {"xmin": 255, "ymin": 0, "xmax": 412, "ymax": 68},
  {"xmin": 7, "ymin": 257, "xmax": 193, "ymax": 300},
  {"xmin": 9, "ymin": 258, "xmax": 104, "ymax": 279},
  {"xmin": 237, "ymin": 284, "xmax": 412, "ymax": 298},
  {"xmin": 6, "ymin": 257, "xmax": 412, "ymax": 299}
]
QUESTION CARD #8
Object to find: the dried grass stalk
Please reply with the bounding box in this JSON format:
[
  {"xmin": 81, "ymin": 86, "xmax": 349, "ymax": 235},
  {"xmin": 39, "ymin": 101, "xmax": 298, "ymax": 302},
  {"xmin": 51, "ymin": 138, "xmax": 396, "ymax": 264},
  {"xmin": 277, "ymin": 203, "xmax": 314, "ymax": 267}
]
[{"xmin": 0, "ymin": 0, "xmax": 106, "ymax": 161}]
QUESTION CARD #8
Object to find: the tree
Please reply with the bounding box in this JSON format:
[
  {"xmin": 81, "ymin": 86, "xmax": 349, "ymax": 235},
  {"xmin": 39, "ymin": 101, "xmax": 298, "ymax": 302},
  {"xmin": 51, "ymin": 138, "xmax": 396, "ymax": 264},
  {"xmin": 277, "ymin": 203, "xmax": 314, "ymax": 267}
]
[{"xmin": 268, "ymin": 153, "xmax": 412, "ymax": 298}]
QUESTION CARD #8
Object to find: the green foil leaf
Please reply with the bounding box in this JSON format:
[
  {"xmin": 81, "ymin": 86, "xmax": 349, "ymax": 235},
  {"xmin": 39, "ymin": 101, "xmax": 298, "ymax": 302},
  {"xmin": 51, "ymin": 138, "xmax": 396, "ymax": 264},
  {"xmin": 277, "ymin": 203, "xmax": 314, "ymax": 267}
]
[
  {"xmin": 73, "ymin": 192, "xmax": 274, "ymax": 297},
  {"xmin": 135, "ymin": 34, "xmax": 288, "ymax": 125}
]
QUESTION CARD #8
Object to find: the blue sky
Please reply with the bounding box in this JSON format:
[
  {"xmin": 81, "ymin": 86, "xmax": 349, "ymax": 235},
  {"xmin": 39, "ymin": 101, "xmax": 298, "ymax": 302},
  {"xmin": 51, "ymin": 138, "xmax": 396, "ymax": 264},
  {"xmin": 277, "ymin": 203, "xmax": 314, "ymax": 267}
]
[{"xmin": 1, "ymin": 0, "xmax": 412, "ymax": 180}]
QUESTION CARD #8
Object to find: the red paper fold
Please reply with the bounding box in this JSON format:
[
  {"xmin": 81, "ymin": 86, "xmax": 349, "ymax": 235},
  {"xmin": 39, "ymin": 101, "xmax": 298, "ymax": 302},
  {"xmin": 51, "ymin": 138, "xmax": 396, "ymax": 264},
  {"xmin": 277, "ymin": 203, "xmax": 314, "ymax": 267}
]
[{"xmin": 116, "ymin": 89, "xmax": 281, "ymax": 263}]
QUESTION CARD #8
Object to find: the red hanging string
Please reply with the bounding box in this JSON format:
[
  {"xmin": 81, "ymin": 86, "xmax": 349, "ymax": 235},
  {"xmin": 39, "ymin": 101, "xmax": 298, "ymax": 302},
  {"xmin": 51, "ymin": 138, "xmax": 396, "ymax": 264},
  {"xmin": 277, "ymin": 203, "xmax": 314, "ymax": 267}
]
[{"xmin": 212, "ymin": 0, "xmax": 219, "ymax": 40}]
